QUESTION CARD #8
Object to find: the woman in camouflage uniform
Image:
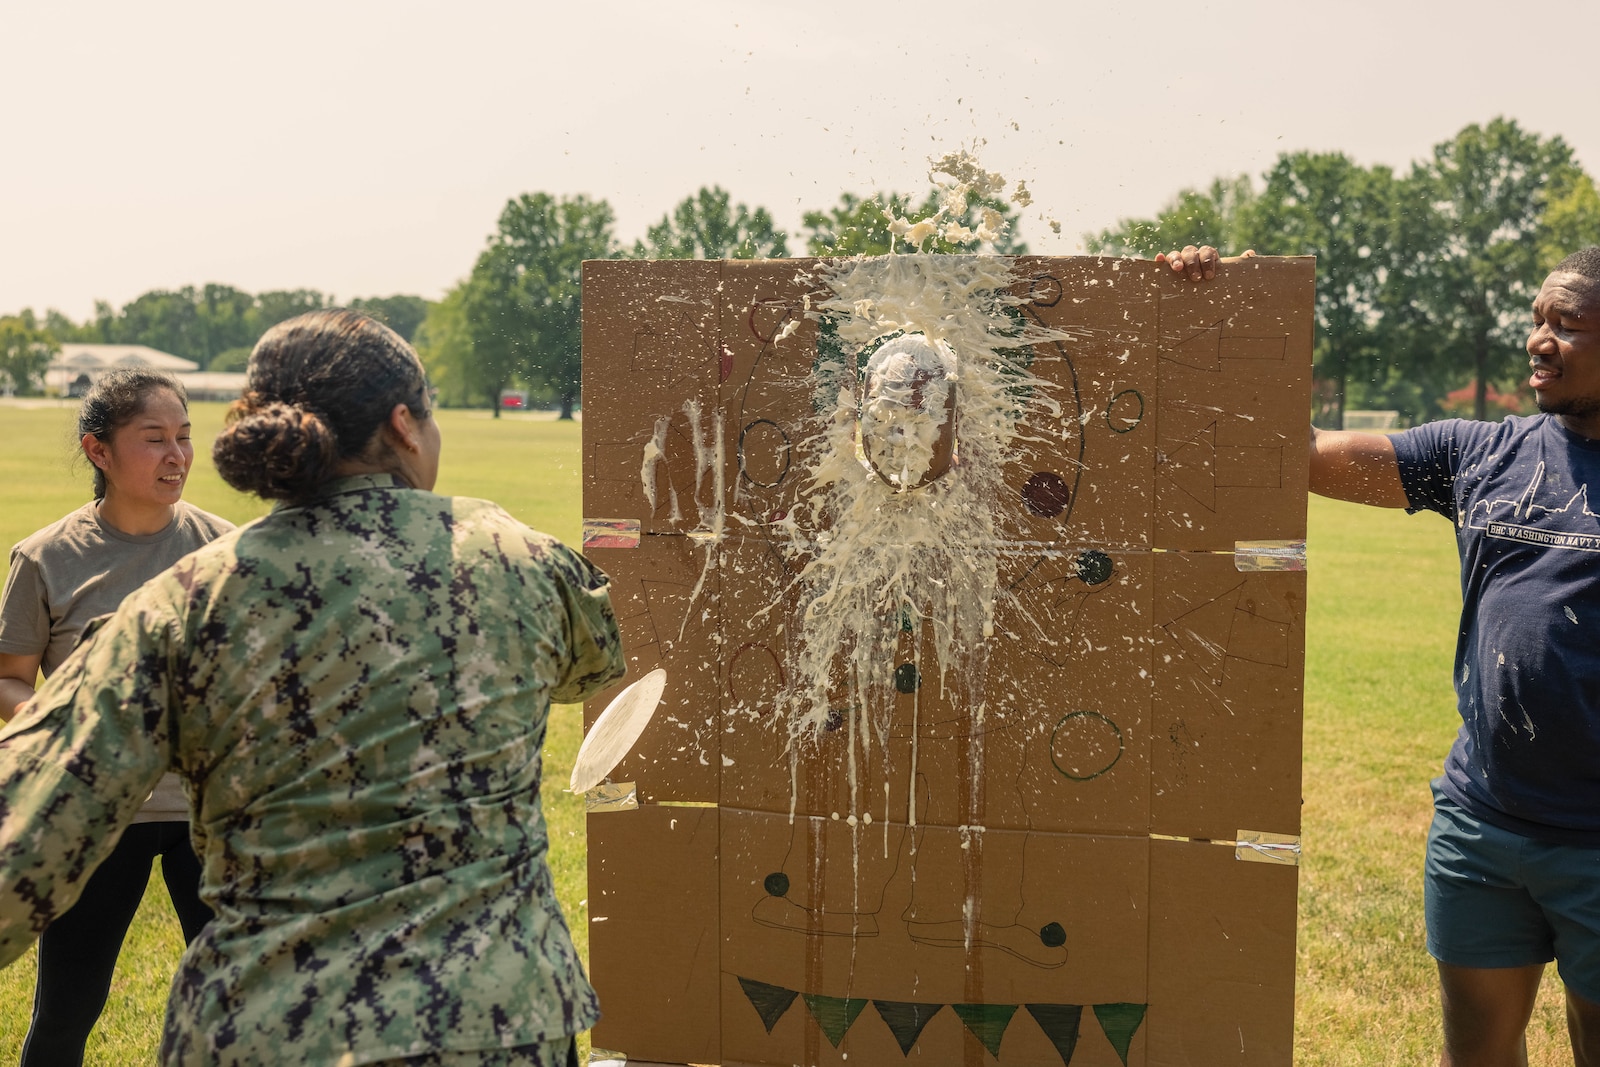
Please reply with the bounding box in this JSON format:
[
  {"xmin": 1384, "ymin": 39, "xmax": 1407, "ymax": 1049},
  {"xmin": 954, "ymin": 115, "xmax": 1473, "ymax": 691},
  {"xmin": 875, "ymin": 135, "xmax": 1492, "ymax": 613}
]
[{"xmin": 0, "ymin": 310, "xmax": 626, "ymax": 1066}]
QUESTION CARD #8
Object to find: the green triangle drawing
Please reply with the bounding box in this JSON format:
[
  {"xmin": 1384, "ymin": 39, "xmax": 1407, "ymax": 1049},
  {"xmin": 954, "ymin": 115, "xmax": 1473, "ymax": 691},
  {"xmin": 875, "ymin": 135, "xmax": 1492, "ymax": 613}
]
[
  {"xmin": 737, "ymin": 977, "xmax": 797, "ymax": 1034},
  {"xmin": 873, "ymin": 1001, "xmax": 943, "ymax": 1055},
  {"xmin": 1092, "ymin": 1002, "xmax": 1148, "ymax": 1065},
  {"xmin": 952, "ymin": 1002, "xmax": 1018, "ymax": 1058},
  {"xmin": 1026, "ymin": 1003, "xmax": 1084, "ymax": 1066},
  {"xmin": 803, "ymin": 993, "xmax": 870, "ymax": 1048}
]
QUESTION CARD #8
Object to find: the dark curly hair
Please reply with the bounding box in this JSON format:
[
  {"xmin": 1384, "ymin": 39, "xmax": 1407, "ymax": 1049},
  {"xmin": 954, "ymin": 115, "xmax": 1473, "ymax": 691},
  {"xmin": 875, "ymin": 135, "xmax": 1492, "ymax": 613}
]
[
  {"xmin": 77, "ymin": 370, "xmax": 189, "ymax": 501},
  {"xmin": 212, "ymin": 309, "xmax": 430, "ymax": 504},
  {"xmin": 1555, "ymin": 246, "xmax": 1600, "ymax": 283}
]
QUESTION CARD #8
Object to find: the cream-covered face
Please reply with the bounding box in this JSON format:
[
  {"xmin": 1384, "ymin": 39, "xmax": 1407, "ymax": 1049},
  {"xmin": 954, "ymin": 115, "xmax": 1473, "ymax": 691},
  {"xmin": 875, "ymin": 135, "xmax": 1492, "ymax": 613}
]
[
  {"xmin": 84, "ymin": 387, "xmax": 193, "ymax": 509},
  {"xmin": 859, "ymin": 335, "xmax": 959, "ymax": 491}
]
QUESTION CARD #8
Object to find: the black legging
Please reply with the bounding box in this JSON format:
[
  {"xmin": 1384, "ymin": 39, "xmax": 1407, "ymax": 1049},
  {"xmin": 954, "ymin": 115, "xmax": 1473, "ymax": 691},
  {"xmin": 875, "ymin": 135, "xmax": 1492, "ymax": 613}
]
[{"xmin": 21, "ymin": 821, "xmax": 211, "ymax": 1067}]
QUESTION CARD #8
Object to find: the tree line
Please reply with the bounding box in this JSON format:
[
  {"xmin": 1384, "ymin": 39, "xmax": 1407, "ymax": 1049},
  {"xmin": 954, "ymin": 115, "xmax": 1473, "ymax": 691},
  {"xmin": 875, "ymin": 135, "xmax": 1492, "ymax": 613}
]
[
  {"xmin": 0, "ymin": 289, "xmax": 430, "ymax": 397},
  {"xmin": 6, "ymin": 117, "xmax": 1596, "ymax": 426},
  {"xmin": 0, "ymin": 185, "xmax": 1022, "ymax": 412},
  {"xmin": 1088, "ymin": 117, "xmax": 1600, "ymax": 425}
]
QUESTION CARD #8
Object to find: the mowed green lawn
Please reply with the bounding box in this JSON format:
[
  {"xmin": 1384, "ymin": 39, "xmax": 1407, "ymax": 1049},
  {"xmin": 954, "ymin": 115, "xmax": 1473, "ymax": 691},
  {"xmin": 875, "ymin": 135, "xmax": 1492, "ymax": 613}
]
[{"xmin": 0, "ymin": 401, "xmax": 1580, "ymax": 1064}]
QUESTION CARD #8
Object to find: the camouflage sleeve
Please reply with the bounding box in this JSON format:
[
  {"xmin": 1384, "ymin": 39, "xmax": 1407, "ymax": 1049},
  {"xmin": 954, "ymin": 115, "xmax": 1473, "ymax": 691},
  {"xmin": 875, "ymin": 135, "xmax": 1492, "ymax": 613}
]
[
  {"xmin": 548, "ymin": 546, "xmax": 625, "ymax": 705},
  {"xmin": 0, "ymin": 592, "xmax": 176, "ymax": 966}
]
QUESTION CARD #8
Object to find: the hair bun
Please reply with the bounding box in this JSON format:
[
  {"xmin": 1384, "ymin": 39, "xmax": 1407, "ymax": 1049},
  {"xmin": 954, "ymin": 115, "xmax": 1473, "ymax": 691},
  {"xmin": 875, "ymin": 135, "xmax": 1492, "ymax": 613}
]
[{"xmin": 212, "ymin": 400, "xmax": 339, "ymax": 501}]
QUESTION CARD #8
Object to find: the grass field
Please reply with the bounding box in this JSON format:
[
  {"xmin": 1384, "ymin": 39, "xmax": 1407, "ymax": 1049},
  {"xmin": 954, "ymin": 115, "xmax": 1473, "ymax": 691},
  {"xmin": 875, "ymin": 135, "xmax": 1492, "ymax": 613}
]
[{"xmin": 0, "ymin": 401, "xmax": 1581, "ymax": 1064}]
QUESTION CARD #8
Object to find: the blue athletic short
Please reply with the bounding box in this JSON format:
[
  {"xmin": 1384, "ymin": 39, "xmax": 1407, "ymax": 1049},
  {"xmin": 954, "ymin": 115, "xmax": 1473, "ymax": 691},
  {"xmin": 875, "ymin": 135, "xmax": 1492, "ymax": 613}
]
[{"xmin": 1425, "ymin": 780, "xmax": 1600, "ymax": 1003}]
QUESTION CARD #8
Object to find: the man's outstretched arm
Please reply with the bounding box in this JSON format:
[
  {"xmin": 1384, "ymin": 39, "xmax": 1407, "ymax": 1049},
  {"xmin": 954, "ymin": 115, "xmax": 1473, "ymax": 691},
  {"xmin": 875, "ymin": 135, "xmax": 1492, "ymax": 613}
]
[{"xmin": 1308, "ymin": 427, "xmax": 1409, "ymax": 508}]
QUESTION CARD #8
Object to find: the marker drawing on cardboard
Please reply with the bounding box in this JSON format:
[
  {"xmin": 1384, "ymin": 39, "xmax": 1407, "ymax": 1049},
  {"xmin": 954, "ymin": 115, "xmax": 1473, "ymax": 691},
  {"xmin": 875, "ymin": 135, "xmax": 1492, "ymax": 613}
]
[{"xmin": 580, "ymin": 211, "xmax": 1312, "ymax": 1065}]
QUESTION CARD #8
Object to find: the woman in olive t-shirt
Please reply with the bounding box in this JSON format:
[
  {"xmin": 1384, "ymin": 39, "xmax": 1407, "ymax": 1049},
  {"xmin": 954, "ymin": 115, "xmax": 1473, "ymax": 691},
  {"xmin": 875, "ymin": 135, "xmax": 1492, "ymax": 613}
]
[{"xmin": 0, "ymin": 369, "xmax": 231, "ymax": 1067}]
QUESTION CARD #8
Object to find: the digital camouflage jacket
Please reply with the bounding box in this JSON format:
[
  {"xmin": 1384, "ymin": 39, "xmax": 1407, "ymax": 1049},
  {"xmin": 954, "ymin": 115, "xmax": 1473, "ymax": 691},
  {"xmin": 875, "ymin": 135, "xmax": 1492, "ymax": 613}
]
[{"xmin": 0, "ymin": 475, "xmax": 625, "ymax": 1065}]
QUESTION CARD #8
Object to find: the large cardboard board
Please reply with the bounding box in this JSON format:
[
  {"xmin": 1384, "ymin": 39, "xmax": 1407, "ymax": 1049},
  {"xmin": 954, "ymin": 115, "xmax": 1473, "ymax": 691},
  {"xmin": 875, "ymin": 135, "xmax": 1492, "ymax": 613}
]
[{"xmin": 581, "ymin": 256, "xmax": 1312, "ymax": 1066}]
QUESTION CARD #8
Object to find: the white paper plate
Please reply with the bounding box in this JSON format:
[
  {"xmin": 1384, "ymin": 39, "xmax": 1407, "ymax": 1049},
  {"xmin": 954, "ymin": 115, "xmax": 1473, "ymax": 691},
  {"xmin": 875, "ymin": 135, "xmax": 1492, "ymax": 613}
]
[{"xmin": 569, "ymin": 668, "xmax": 667, "ymax": 794}]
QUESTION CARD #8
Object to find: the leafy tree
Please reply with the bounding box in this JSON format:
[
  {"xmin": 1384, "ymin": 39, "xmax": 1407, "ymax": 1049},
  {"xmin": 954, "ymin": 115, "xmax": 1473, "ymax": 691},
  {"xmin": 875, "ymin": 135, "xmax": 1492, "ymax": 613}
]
[
  {"xmin": 43, "ymin": 309, "xmax": 91, "ymax": 342},
  {"xmin": 1537, "ymin": 168, "xmax": 1600, "ymax": 274},
  {"xmin": 1085, "ymin": 176, "xmax": 1255, "ymax": 258},
  {"xmin": 413, "ymin": 284, "xmax": 480, "ymax": 408},
  {"xmin": 208, "ymin": 347, "xmax": 254, "ymax": 373},
  {"xmin": 0, "ymin": 312, "xmax": 58, "ymax": 396},
  {"xmin": 113, "ymin": 289, "xmax": 207, "ymax": 365},
  {"xmin": 253, "ymin": 290, "xmax": 329, "ymax": 338},
  {"xmin": 1235, "ymin": 153, "xmax": 1398, "ymax": 428},
  {"xmin": 349, "ymin": 294, "xmax": 430, "ymax": 341},
  {"xmin": 1394, "ymin": 118, "xmax": 1586, "ymax": 421},
  {"xmin": 463, "ymin": 193, "xmax": 618, "ymax": 418},
  {"xmin": 804, "ymin": 188, "xmax": 1028, "ymax": 256},
  {"xmin": 631, "ymin": 186, "xmax": 788, "ymax": 259},
  {"xmin": 802, "ymin": 192, "xmax": 911, "ymax": 256},
  {"xmin": 198, "ymin": 284, "xmax": 260, "ymax": 359},
  {"xmin": 61, "ymin": 286, "xmax": 337, "ymax": 368},
  {"xmin": 18, "ymin": 288, "xmax": 431, "ymax": 374}
]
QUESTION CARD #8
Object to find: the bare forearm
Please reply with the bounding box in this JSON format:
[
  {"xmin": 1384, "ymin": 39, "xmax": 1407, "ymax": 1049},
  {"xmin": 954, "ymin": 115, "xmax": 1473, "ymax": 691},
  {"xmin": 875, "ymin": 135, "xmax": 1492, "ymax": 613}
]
[
  {"xmin": 1309, "ymin": 426, "xmax": 1411, "ymax": 508},
  {"xmin": 0, "ymin": 679, "xmax": 36, "ymax": 723}
]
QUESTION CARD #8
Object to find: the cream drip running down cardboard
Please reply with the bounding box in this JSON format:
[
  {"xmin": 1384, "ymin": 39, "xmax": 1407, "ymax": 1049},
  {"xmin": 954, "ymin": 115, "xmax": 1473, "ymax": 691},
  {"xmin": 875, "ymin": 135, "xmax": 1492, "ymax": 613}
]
[{"xmin": 783, "ymin": 252, "xmax": 1068, "ymax": 816}]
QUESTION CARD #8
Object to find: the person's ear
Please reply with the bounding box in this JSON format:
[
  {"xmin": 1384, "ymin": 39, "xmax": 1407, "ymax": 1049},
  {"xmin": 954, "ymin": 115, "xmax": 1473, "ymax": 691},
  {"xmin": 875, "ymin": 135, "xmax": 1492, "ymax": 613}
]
[
  {"xmin": 386, "ymin": 403, "xmax": 422, "ymax": 454},
  {"xmin": 82, "ymin": 432, "xmax": 110, "ymax": 469}
]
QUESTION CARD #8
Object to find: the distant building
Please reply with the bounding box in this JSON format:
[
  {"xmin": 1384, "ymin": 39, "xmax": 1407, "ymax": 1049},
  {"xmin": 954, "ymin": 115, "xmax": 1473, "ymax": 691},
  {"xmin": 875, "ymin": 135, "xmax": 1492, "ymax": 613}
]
[
  {"xmin": 45, "ymin": 344, "xmax": 246, "ymax": 402},
  {"xmin": 179, "ymin": 371, "xmax": 251, "ymax": 403}
]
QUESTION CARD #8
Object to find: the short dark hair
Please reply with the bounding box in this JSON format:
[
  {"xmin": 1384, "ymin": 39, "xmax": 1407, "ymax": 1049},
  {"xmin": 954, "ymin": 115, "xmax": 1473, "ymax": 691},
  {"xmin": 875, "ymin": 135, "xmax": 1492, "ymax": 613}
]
[
  {"xmin": 77, "ymin": 370, "xmax": 188, "ymax": 501},
  {"xmin": 1555, "ymin": 246, "xmax": 1600, "ymax": 282},
  {"xmin": 212, "ymin": 309, "xmax": 429, "ymax": 504}
]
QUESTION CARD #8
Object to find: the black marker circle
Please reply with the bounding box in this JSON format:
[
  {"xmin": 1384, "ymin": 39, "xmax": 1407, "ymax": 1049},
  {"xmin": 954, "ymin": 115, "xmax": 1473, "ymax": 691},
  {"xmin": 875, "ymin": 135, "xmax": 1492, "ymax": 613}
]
[
  {"xmin": 1040, "ymin": 922, "xmax": 1067, "ymax": 948},
  {"xmin": 764, "ymin": 872, "xmax": 790, "ymax": 897},
  {"xmin": 1029, "ymin": 274, "xmax": 1063, "ymax": 308},
  {"xmin": 1076, "ymin": 549, "xmax": 1113, "ymax": 586},
  {"xmin": 1050, "ymin": 710, "xmax": 1124, "ymax": 781},
  {"xmin": 894, "ymin": 663, "xmax": 921, "ymax": 694},
  {"xmin": 1104, "ymin": 389, "xmax": 1145, "ymax": 434},
  {"xmin": 738, "ymin": 419, "xmax": 793, "ymax": 489}
]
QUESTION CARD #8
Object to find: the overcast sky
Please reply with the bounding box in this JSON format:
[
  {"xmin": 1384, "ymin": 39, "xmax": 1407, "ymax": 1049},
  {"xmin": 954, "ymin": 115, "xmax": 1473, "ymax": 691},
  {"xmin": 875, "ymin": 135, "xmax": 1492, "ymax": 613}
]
[{"xmin": 3, "ymin": 1, "xmax": 1594, "ymax": 321}]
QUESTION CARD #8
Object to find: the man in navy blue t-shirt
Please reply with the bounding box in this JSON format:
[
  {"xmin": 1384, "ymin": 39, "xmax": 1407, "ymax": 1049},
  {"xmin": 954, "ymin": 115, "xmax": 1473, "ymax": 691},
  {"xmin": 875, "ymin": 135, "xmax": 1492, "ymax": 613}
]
[{"xmin": 1163, "ymin": 244, "xmax": 1600, "ymax": 1066}]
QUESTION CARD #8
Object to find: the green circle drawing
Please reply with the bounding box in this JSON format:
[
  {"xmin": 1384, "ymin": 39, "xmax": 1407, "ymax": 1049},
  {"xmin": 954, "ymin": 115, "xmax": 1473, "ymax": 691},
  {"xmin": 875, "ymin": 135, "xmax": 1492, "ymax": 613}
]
[
  {"xmin": 1104, "ymin": 389, "xmax": 1145, "ymax": 434},
  {"xmin": 1050, "ymin": 710, "xmax": 1124, "ymax": 781}
]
